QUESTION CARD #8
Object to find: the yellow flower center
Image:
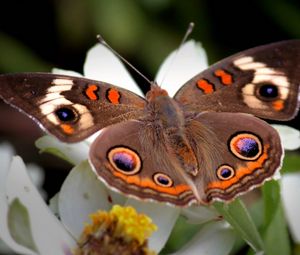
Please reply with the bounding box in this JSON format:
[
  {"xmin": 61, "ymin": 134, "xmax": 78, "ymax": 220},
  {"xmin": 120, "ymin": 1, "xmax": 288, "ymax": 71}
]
[{"xmin": 74, "ymin": 205, "xmax": 157, "ymax": 255}]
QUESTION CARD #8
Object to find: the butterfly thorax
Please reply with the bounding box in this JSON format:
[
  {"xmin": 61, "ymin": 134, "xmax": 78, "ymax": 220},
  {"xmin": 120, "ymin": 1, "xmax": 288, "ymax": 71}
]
[{"xmin": 145, "ymin": 83, "xmax": 199, "ymax": 176}]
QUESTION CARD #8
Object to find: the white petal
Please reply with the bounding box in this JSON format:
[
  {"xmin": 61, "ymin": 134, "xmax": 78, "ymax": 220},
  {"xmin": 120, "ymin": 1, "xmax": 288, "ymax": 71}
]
[
  {"xmin": 26, "ymin": 163, "xmax": 45, "ymax": 188},
  {"xmin": 83, "ymin": 44, "xmax": 143, "ymax": 96},
  {"xmin": 155, "ymin": 40, "xmax": 208, "ymax": 97},
  {"xmin": 35, "ymin": 136, "xmax": 89, "ymax": 165},
  {"xmin": 6, "ymin": 156, "xmax": 75, "ymax": 255},
  {"xmin": 26, "ymin": 163, "xmax": 47, "ymax": 200},
  {"xmin": 281, "ymin": 173, "xmax": 300, "ymax": 243},
  {"xmin": 174, "ymin": 221, "xmax": 235, "ymax": 255},
  {"xmin": 272, "ymin": 170, "xmax": 281, "ymax": 181},
  {"xmin": 59, "ymin": 161, "xmax": 112, "ymax": 239},
  {"xmin": 0, "ymin": 145, "xmax": 36, "ymax": 254},
  {"xmin": 107, "ymin": 189, "xmax": 128, "ymax": 206},
  {"xmin": 181, "ymin": 205, "xmax": 220, "ymax": 224},
  {"xmin": 84, "ymin": 130, "xmax": 102, "ymax": 144},
  {"xmin": 52, "ymin": 68, "xmax": 83, "ymax": 77},
  {"xmin": 49, "ymin": 193, "xmax": 60, "ymax": 218},
  {"xmin": 125, "ymin": 198, "xmax": 180, "ymax": 253},
  {"xmin": 0, "ymin": 143, "xmax": 14, "ymax": 193},
  {"xmin": 272, "ymin": 124, "xmax": 300, "ymax": 150}
]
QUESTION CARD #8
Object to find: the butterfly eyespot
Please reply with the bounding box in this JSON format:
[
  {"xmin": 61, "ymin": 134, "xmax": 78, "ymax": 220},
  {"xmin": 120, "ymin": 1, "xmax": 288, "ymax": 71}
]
[
  {"xmin": 216, "ymin": 165, "xmax": 235, "ymax": 180},
  {"xmin": 108, "ymin": 147, "xmax": 141, "ymax": 175},
  {"xmin": 153, "ymin": 173, "xmax": 173, "ymax": 187},
  {"xmin": 229, "ymin": 132, "xmax": 263, "ymax": 161},
  {"xmin": 55, "ymin": 107, "xmax": 77, "ymax": 122},
  {"xmin": 257, "ymin": 84, "xmax": 279, "ymax": 100}
]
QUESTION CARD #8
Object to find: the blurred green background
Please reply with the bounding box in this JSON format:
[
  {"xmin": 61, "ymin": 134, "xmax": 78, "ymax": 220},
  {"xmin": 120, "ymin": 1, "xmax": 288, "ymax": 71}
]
[{"xmin": 1, "ymin": 0, "xmax": 300, "ymax": 80}]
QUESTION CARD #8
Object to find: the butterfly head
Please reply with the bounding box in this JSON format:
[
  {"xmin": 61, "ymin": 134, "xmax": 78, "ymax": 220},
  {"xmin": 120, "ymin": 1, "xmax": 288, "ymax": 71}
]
[{"xmin": 146, "ymin": 82, "xmax": 169, "ymax": 102}]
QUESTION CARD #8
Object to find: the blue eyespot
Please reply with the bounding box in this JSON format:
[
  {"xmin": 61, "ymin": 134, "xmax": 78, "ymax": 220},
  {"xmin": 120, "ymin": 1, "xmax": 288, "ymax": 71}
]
[
  {"xmin": 220, "ymin": 168, "xmax": 232, "ymax": 178},
  {"xmin": 55, "ymin": 107, "xmax": 76, "ymax": 122},
  {"xmin": 153, "ymin": 173, "xmax": 173, "ymax": 187},
  {"xmin": 108, "ymin": 147, "xmax": 141, "ymax": 175},
  {"xmin": 229, "ymin": 133, "xmax": 262, "ymax": 161},
  {"xmin": 113, "ymin": 152, "xmax": 136, "ymax": 172},
  {"xmin": 217, "ymin": 165, "xmax": 235, "ymax": 180},
  {"xmin": 259, "ymin": 84, "xmax": 278, "ymax": 99},
  {"xmin": 236, "ymin": 138, "xmax": 259, "ymax": 158}
]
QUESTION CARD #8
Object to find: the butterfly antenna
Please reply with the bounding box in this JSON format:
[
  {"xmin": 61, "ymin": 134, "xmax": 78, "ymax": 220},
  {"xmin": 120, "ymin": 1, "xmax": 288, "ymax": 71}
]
[
  {"xmin": 180, "ymin": 22, "xmax": 195, "ymax": 46},
  {"xmin": 158, "ymin": 22, "xmax": 195, "ymax": 87},
  {"xmin": 96, "ymin": 35, "xmax": 152, "ymax": 85}
]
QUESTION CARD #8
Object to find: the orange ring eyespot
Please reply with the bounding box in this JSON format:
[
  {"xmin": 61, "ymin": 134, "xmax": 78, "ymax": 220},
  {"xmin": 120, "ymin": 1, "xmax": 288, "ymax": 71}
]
[
  {"xmin": 229, "ymin": 132, "xmax": 263, "ymax": 161},
  {"xmin": 216, "ymin": 165, "xmax": 235, "ymax": 181},
  {"xmin": 107, "ymin": 147, "xmax": 141, "ymax": 175},
  {"xmin": 153, "ymin": 173, "xmax": 173, "ymax": 187}
]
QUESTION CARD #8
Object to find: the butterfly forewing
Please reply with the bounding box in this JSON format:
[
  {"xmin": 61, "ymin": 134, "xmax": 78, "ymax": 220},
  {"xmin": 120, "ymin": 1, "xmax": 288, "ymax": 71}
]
[
  {"xmin": 0, "ymin": 73, "xmax": 146, "ymax": 142},
  {"xmin": 175, "ymin": 40, "xmax": 300, "ymax": 121}
]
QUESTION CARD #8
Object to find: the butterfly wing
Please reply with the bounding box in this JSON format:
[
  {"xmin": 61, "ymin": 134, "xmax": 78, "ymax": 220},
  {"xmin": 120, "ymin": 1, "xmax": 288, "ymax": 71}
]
[
  {"xmin": 89, "ymin": 120, "xmax": 198, "ymax": 206},
  {"xmin": 185, "ymin": 112, "xmax": 283, "ymax": 204},
  {"xmin": 0, "ymin": 73, "xmax": 146, "ymax": 142},
  {"xmin": 175, "ymin": 40, "xmax": 300, "ymax": 120}
]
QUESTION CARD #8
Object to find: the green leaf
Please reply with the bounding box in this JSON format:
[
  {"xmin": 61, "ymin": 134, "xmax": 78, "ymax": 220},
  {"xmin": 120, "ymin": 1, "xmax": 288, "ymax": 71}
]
[
  {"xmin": 293, "ymin": 244, "xmax": 300, "ymax": 255},
  {"xmin": 214, "ymin": 198, "xmax": 264, "ymax": 253},
  {"xmin": 262, "ymin": 181, "xmax": 291, "ymax": 255},
  {"xmin": 281, "ymin": 153, "xmax": 300, "ymax": 174},
  {"xmin": 7, "ymin": 198, "xmax": 38, "ymax": 253},
  {"xmin": 262, "ymin": 180, "xmax": 280, "ymax": 226},
  {"xmin": 263, "ymin": 207, "xmax": 290, "ymax": 255}
]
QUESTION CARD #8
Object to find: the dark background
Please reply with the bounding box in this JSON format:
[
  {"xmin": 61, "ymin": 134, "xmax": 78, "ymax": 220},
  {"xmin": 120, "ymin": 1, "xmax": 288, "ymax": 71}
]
[{"xmin": 0, "ymin": 0, "xmax": 299, "ymax": 199}]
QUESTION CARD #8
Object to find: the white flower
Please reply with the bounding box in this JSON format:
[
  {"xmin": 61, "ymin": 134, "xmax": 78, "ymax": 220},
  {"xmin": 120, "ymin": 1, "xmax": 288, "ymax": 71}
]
[
  {"xmin": 271, "ymin": 124, "xmax": 300, "ymax": 150},
  {"xmin": 0, "ymin": 144, "xmax": 76, "ymax": 255}
]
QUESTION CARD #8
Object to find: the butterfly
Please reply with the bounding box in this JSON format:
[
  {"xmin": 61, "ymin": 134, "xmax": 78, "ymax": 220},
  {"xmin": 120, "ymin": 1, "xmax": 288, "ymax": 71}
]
[{"xmin": 0, "ymin": 40, "xmax": 299, "ymax": 207}]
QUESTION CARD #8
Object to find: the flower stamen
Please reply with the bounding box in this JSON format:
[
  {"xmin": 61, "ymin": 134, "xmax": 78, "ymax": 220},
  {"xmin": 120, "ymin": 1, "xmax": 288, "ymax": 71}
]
[{"xmin": 74, "ymin": 205, "xmax": 157, "ymax": 255}]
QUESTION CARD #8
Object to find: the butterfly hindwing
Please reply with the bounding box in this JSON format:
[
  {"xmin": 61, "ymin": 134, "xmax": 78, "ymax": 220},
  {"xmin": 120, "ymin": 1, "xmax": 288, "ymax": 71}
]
[
  {"xmin": 89, "ymin": 120, "xmax": 199, "ymax": 206},
  {"xmin": 185, "ymin": 112, "xmax": 283, "ymax": 203},
  {"xmin": 90, "ymin": 112, "xmax": 283, "ymax": 206},
  {"xmin": 0, "ymin": 73, "xmax": 146, "ymax": 142}
]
